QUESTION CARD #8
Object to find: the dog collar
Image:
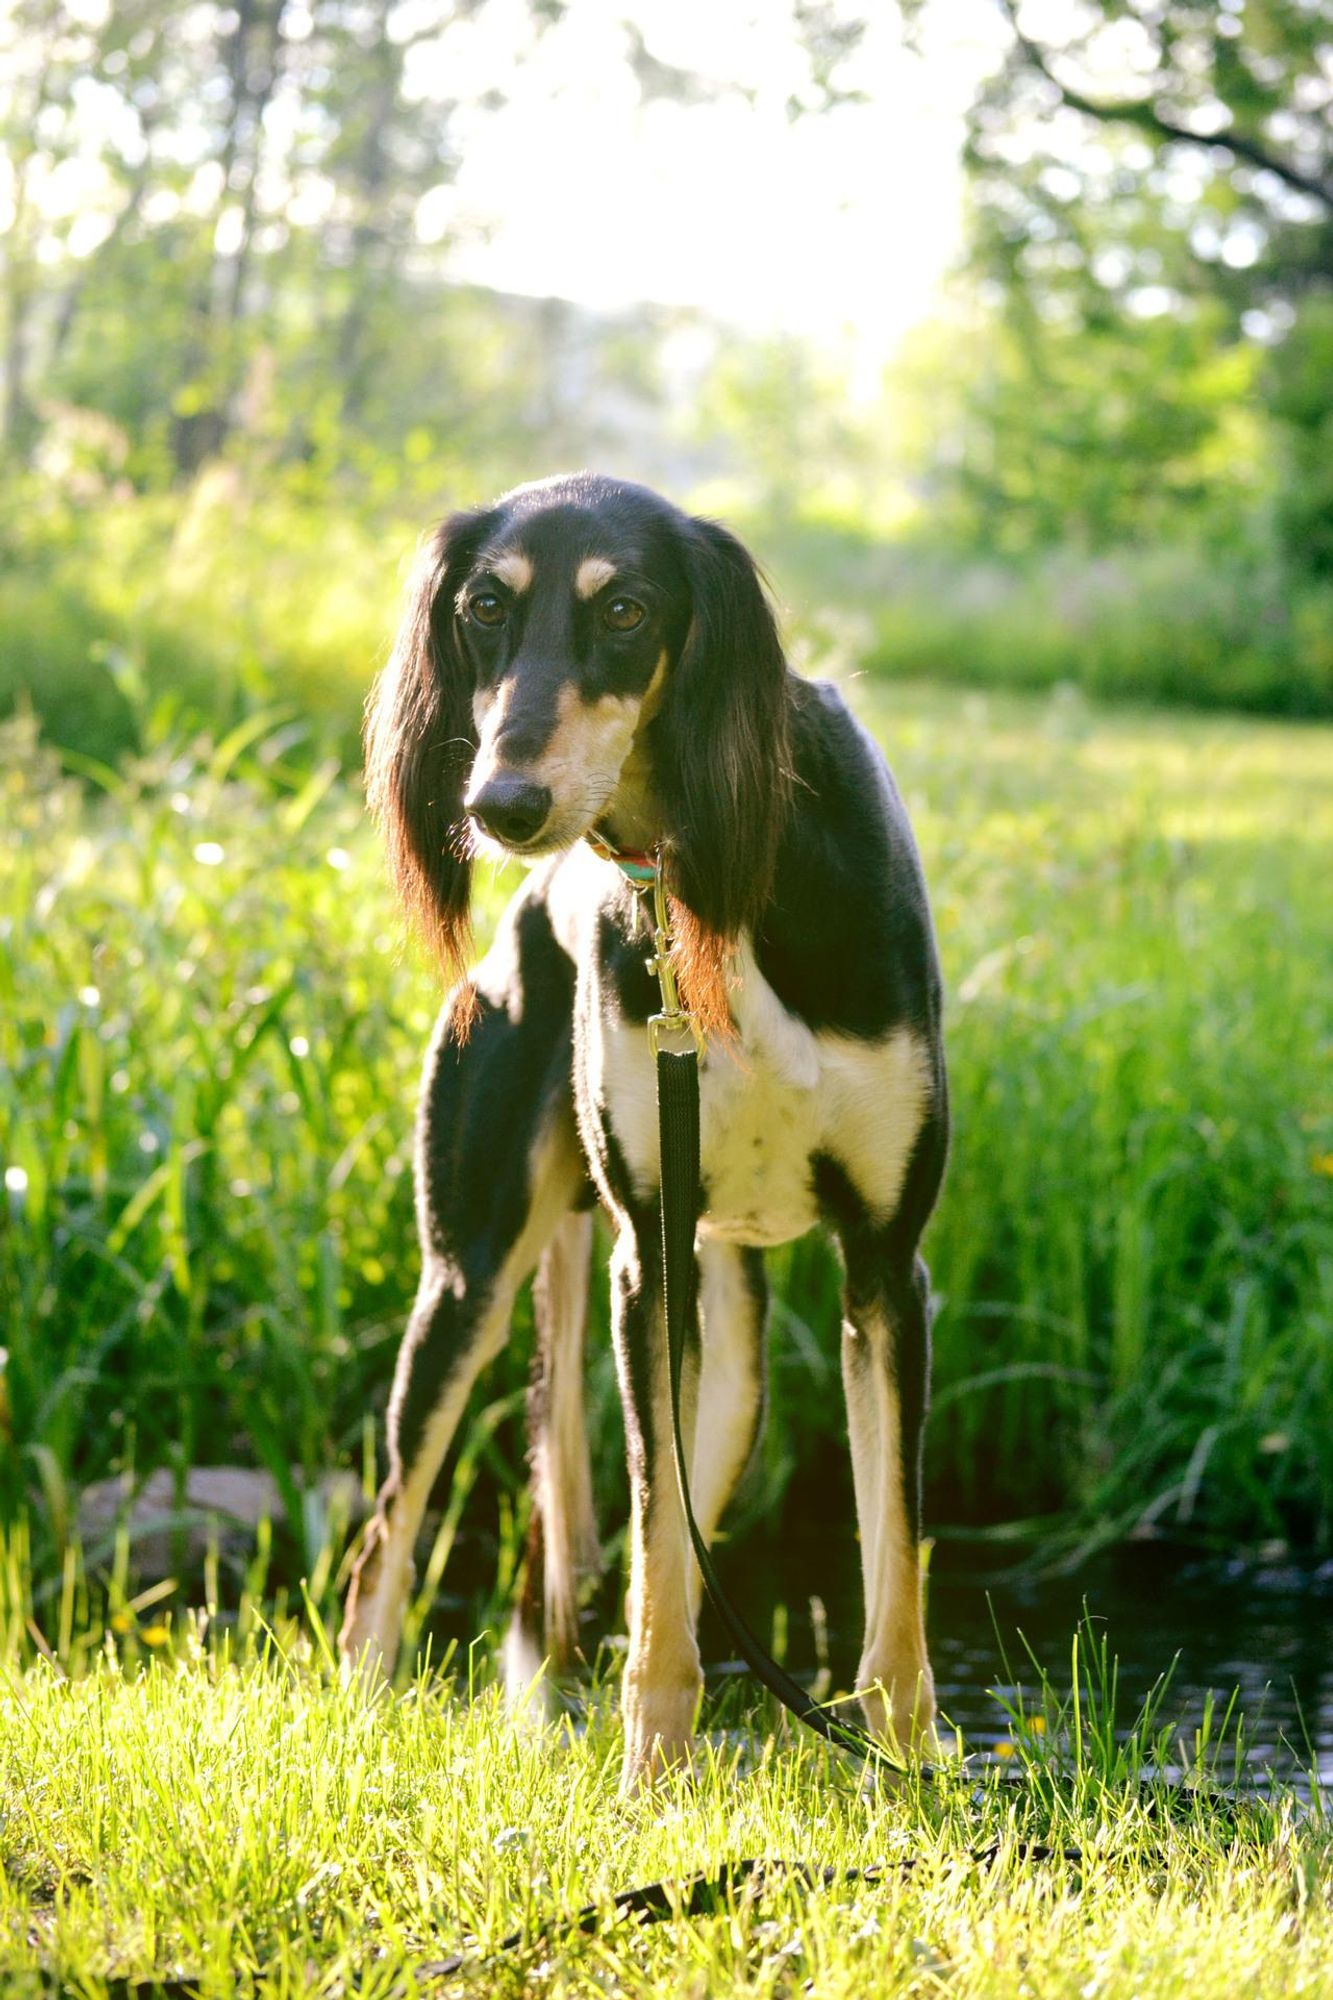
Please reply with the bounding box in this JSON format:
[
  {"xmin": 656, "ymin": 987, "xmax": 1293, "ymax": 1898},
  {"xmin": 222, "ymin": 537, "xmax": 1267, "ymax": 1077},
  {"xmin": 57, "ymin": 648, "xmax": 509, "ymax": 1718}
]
[{"xmin": 585, "ymin": 826, "xmax": 658, "ymax": 886}]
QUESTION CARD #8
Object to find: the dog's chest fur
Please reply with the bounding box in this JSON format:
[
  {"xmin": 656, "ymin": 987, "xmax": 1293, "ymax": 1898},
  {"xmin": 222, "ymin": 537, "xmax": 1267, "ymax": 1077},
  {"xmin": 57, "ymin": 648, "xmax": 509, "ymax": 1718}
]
[{"xmin": 594, "ymin": 939, "xmax": 932, "ymax": 1246}]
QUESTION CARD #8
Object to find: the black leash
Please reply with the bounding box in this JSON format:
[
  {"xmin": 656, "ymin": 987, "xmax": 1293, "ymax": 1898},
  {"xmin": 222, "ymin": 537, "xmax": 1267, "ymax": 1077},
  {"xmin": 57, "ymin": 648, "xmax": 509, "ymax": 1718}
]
[
  {"xmin": 414, "ymin": 1841, "xmax": 1076, "ymax": 1981},
  {"xmin": 84, "ymin": 1843, "xmax": 1078, "ymax": 1994}
]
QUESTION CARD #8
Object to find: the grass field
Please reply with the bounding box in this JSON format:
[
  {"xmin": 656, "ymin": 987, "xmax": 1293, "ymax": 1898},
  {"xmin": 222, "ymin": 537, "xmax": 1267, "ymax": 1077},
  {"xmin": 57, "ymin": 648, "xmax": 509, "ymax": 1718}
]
[
  {"xmin": 2, "ymin": 674, "xmax": 1331, "ymax": 1628},
  {"xmin": 1, "ymin": 1601, "xmax": 1328, "ymax": 1998}
]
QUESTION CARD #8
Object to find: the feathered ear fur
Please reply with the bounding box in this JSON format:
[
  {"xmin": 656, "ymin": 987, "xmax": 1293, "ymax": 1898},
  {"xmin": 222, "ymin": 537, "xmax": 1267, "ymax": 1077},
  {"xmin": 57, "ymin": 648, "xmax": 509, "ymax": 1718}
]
[
  {"xmin": 655, "ymin": 517, "xmax": 792, "ymax": 1034},
  {"xmin": 364, "ymin": 509, "xmax": 487, "ymax": 991}
]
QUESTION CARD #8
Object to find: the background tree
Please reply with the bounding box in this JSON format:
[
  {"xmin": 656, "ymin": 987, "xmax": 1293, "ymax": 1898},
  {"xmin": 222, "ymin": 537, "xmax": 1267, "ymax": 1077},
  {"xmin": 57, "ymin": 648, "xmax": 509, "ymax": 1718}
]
[{"xmin": 902, "ymin": 0, "xmax": 1332, "ymax": 565}]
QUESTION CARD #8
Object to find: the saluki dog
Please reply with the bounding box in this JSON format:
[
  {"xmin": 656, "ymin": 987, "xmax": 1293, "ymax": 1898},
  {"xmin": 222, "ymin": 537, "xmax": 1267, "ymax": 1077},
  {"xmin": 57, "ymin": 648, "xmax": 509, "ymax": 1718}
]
[{"xmin": 339, "ymin": 473, "xmax": 948, "ymax": 1791}]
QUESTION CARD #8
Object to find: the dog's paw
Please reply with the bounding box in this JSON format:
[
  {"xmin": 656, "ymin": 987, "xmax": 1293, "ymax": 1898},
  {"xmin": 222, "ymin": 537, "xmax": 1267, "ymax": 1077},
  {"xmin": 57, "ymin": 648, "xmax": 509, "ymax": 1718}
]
[
  {"xmin": 501, "ymin": 1616, "xmax": 556, "ymax": 1725},
  {"xmin": 338, "ymin": 1517, "xmax": 406, "ymax": 1682},
  {"xmin": 618, "ymin": 1731, "xmax": 698, "ymax": 1797},
  {"xmin": 856, "ymin": 1655, "xmax": 938, "ymax": 1761},
  {"xmin": 619, "ymin": 1663, "xmax": 701, "ymax": 1796}
]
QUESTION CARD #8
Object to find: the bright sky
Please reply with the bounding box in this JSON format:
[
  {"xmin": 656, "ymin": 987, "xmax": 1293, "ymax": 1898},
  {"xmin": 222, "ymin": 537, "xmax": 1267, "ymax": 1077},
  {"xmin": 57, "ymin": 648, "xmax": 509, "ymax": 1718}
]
[{"xmin": 415, "ymin": 0, "xmax": 1008, "ymax": 363}]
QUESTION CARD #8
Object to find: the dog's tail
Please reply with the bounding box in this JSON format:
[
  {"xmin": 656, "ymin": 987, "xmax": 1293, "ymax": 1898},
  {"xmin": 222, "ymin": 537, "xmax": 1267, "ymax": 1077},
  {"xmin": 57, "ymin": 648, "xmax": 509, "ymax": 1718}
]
[{"xmin": 504, "ymin": 1209, "xmax": 599, "ymax": 1697}]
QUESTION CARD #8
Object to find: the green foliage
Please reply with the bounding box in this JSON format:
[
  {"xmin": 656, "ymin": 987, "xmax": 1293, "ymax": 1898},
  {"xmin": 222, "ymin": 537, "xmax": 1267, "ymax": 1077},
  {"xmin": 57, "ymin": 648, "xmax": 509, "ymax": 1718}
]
[
  {"xmin": 3, "ymin": 683, "xmax": 1329, "ymax": 1588},
  {"xmin": 7, "ymin": 472, "xmax": 1332, "ymax": 803},
  {"xmin": 959, "ymin": 0, "xmax": 1333, "ymax": 335},
  {"xmin": 868, "ymin": 0, "xmax": 1331, "ymax": 594},
  {"xmin": 3, "ymin": 0, "xmax": 1330, "ymax": 699},
  {"xmin": 0, "ymin": 1597, "xmax": 1324, "ymax": 1997},
  {"xmin": 0, "ymin": 472, "xmax": 405, "ymax": 764},
  {"xmin": 1267, "ymin": 294, "xmax": 1333, "ymax": 579},
  {"xmin": 857, "ymin": 541, "xmax": 1333, "ymax": 717},
  {"xmin": 0, "ymin": 707, "xmax": 423, "ymax": 1530},
  {"xmin": 899, "ymin": 302, "xmax": 1269, "ymax": 558}
]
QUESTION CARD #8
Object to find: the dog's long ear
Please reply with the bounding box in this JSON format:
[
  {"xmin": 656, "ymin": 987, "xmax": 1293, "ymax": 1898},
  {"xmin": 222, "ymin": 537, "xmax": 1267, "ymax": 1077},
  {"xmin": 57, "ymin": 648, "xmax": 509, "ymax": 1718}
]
[
  {"xmin": 655, "ymin": 517, "xmax": 791, "ymax": 1032},
  {"xmin": 364, "ymin": 509, "xmax": 487, "ymax": 986}
]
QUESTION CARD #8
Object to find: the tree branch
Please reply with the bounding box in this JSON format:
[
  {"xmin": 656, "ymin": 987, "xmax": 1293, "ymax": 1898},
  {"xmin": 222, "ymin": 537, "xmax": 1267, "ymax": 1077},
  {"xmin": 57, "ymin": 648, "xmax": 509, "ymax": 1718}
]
[{"xmin": 998, "ymin": 0, "xmax": 1333, "ymax": 217}]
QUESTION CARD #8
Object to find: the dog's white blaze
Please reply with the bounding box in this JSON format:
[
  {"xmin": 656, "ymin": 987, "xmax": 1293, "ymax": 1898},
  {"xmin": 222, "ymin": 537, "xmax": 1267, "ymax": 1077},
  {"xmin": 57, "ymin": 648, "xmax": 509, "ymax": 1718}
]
[
  {"xmin": 525, "ymin": 682, "xmax": 643, "ymax": 845},
  {"xmin": 535, "ymin": 681, "xmax": 640, "ymax": 790},
  {"xmin": 575, "ymin": 556, "xmax": 616, "ymax": 599},
  {"xmin": 471, "ymin": 676, "xmax": 510, "ymax": 745},
  {"xmin": 600, "ymin": 941, "xmax": 933, "ymax": 1248}
]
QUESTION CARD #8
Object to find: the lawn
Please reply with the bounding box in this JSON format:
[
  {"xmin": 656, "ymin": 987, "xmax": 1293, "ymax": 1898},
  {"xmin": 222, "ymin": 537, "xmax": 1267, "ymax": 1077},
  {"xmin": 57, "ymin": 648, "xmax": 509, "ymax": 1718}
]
[{"xmin": 1, "ymin": 1612, "xmax": 1328, "ymax": 1997}]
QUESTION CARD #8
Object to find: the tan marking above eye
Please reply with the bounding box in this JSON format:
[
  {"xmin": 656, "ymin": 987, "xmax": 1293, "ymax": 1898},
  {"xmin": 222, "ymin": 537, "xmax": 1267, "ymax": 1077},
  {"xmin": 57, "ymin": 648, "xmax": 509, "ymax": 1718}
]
[
  {"xmin": 489, "ymin": 551, "xmax": 533, "ymax": 593},
  {"xmin": 575, "ymin": 557, "xmax": 617, "ymax": 599}
]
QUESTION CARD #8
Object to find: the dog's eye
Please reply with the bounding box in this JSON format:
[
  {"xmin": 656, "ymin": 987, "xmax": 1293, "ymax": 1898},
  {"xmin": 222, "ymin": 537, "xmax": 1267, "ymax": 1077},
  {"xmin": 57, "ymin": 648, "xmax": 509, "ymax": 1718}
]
[
  {"xmin": 603, "ymin": 597, "xmax": 645, "ymax": 633},
  {"xmin": 469, "ymin": 593, "xmax": 506, "ymax": 627}
]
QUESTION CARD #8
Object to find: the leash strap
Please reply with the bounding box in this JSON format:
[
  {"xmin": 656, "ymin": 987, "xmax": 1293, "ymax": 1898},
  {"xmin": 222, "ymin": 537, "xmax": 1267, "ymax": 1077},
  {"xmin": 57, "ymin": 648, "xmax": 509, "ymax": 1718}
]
[{"xmin": 647, "ymin": 858, "xmax": 900, "ymax": 1770}]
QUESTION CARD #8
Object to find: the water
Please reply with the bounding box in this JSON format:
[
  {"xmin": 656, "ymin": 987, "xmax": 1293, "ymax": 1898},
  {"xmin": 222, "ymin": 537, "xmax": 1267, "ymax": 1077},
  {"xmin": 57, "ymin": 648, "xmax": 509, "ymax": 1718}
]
[
  {"xmin": 719, "ymin": 1533, "xmax": 1333, "ymax": 1792},
  {"xmin": 435, "ymin": 1493, "xmax": 1333, "ymax": 1792}
]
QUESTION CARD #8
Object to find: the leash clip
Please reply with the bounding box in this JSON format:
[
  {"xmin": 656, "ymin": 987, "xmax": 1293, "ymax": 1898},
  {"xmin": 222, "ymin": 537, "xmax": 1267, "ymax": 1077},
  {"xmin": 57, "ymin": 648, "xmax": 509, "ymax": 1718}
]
[{"xmin": 647, "ymin": 852, "xmax": 703, "ymax": 1058}]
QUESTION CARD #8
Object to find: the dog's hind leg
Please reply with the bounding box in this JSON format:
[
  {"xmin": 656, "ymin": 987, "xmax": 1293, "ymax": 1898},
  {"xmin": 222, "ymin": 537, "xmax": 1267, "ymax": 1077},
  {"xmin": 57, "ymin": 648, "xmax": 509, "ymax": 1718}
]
[
  {"xmin": 839, "ymin": 1245, "xmax": 936, "ymax": 1755},
  {"xmin": 340, "ymin": 1113, "xmax": 580, "ymax": 1679},
  {"xmin": 340, "ymin": 1254, "xmax": 511, "ymax": 1678},
  {"xmin": 503, "ymin": 1207, "xmax": 598, "ymax": 1699}
]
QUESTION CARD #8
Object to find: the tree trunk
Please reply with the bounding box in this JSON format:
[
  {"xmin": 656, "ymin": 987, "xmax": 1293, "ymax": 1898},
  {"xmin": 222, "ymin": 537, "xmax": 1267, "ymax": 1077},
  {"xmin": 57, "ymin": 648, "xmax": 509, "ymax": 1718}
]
[{"xmin": 171, "ymin": 0, "xmax": 289, "ymax": 475}]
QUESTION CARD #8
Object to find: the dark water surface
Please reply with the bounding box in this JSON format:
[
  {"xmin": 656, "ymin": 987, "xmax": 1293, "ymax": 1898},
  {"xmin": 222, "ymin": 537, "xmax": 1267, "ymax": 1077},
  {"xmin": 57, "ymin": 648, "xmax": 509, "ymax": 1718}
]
[
  {"xmin": 718, "ymin": 1533, "xmax": 1333, "ymax": 1792},
  {"xmin": 436, "ymin": 1491, "xmax": 1332, "ymax": 1791}
]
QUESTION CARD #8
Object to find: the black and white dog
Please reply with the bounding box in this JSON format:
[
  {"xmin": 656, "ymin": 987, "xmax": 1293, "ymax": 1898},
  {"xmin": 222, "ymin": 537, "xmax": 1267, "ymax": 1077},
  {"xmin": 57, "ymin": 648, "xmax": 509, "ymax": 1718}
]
[{"xmin": 340, "ymin": 473, "xmax": 948, "ymax": 1790}]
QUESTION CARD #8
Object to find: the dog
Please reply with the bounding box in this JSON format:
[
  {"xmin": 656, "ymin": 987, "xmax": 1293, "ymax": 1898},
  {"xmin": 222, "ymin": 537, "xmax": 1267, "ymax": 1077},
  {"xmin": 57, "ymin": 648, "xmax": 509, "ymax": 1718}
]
[{"xmin": 339, "ymin": 473, "xmax": 948, "ymax": 1790}]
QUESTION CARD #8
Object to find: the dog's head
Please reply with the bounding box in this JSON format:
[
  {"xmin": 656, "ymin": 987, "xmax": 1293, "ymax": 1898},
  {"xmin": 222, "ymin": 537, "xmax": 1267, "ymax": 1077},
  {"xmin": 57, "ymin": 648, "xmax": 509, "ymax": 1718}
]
[{"xmin": 365, "ymin": 473, "xmax": 790, "ymax": 1028}]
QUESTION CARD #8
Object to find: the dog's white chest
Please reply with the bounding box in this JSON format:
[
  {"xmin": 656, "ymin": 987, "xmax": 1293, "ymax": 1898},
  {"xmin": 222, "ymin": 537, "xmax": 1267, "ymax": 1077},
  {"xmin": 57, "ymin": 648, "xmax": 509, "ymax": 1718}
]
[{"xmin": 597, "ymin": 944, "xmax": 932, "ymax": 1247}]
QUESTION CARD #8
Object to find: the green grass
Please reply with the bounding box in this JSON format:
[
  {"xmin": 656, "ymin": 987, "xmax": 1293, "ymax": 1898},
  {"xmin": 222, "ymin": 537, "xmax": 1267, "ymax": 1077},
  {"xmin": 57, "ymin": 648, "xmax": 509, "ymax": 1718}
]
[
  {"xmin": 0, "ymin": 1590, "xmax": 1326, "ymax": 1998},
  {"xmin": 2, "ymin": 674, "xmax": 1331, "ymax": 1604}
]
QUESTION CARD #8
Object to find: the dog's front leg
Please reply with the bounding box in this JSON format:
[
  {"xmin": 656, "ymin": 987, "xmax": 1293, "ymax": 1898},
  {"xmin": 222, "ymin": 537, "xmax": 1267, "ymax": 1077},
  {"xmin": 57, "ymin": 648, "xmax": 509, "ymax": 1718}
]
[
  {"xmin": 840, "ymin": 1245, "xmax": 937, "ymax": 1756},
  {"xmin": 611, "ymin": 1225, "xmax": 703, "ymax": 1792}
]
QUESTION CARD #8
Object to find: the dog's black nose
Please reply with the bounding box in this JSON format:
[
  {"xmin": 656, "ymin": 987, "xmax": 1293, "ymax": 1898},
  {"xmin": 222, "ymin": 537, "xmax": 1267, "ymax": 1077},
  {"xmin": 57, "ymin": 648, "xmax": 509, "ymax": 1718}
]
[{"xmin": 469, "ymin": 774, "xmax": 553, "ymax": 847}]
